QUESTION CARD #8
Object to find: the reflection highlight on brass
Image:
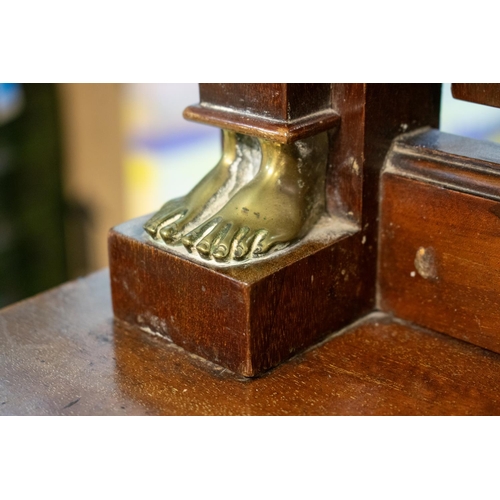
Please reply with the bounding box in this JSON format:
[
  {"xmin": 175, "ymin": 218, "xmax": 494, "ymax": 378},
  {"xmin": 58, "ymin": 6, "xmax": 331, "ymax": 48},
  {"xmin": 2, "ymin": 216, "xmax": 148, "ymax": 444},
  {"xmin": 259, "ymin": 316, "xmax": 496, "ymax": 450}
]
[{"xmin": 144, "ymin": 129, "xmax": 329, "ymax": 263}]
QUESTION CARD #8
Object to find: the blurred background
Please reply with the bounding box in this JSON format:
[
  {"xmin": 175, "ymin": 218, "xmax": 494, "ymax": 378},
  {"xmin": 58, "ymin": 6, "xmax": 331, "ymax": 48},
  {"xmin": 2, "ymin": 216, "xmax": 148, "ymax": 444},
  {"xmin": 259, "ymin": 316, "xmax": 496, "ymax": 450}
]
[{"xmin": 0, "ymin": 83, "xmax": 499, "ymax": 307}]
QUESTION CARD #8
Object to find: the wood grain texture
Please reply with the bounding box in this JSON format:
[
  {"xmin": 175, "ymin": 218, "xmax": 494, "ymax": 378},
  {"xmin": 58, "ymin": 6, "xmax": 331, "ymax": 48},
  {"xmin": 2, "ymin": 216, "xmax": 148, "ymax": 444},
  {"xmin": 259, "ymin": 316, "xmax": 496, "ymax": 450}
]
[
  {"xmin": 3, "ymin": 270, "xmax": 500, "ymax": 415},
  {"xmin": 109, "ymin": 216, "xmax": 365, "ymax": 377},
  {"xmin": 452, "ymin": 83, "xmax": 500, "ymax": 109},
  {"xmin": 379, "ymin": 129, "xmax": 500, "ymax": 353}
]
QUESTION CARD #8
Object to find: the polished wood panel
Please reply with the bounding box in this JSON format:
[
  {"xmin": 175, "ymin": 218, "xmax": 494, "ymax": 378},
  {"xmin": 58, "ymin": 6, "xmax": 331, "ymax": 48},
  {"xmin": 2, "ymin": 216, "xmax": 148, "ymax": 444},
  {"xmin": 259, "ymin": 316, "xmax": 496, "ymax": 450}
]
[
  {"xmin": 3, "ymin": 271, "xmax": 500, "ymax": 415},
  {"xmin": 379, "ymin": 129, "xmax": 500, "ymax": 353},
  {"xmin": 452, "ymin": 83, "xmax": 500, "ymax": 109}
]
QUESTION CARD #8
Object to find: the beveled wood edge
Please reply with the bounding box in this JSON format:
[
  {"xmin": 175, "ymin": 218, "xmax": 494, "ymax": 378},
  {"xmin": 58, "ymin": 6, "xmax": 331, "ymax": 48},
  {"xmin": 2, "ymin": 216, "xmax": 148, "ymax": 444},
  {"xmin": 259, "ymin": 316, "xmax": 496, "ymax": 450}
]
[
  {"xmin": 183, "ymin": 104, "xmax": 340, "ymax": 143},
  {"xmin": 383, "ymin": 128, "xmax": 500, "ymax": 201}
]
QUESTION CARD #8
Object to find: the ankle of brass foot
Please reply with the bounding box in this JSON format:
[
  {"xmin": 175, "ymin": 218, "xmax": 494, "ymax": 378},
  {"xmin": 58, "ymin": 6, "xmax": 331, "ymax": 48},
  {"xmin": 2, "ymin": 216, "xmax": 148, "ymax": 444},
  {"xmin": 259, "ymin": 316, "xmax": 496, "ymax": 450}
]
[{"xmin": 253, "ymin": 132, "xmax": 329, "ymax": 241}]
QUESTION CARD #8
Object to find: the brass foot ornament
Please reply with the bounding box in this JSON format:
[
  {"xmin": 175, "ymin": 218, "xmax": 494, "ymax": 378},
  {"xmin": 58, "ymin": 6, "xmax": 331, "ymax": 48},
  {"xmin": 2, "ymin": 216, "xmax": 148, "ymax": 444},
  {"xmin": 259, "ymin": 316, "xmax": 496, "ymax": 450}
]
[
  {"xmin": 144, "ymin": 130, "xmax": 329, "ymax": 263},
  {"xmin": 144, "ymin": 130, "xmax": 260, "ymax": 243}
]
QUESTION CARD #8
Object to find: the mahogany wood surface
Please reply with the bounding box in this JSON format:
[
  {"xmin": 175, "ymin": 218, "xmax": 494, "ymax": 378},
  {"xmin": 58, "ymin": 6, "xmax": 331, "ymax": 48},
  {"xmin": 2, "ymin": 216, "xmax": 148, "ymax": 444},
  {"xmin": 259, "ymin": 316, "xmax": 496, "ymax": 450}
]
[
  {"xmin": 2, "ymin": 270, "xmax": 500, "ymax": 416},
  {"xmin": 109, "ymin": 216, "xmax": 365, "ymax": 377},
  {"xmin": 452, "ymin": 83, "xmax": 500, "ymax": 109},
  {"xmin": 379, "ymin": 129, "xmax": 500, "ymax": 353}
]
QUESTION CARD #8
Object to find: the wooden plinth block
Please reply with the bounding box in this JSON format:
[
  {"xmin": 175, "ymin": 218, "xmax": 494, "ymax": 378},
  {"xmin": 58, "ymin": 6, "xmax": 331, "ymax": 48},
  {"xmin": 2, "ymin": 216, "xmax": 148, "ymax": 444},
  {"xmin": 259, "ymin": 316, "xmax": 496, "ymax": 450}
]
[{"xmin": 109, "ymin": 215, "xmax": 365, "ymax": 377}]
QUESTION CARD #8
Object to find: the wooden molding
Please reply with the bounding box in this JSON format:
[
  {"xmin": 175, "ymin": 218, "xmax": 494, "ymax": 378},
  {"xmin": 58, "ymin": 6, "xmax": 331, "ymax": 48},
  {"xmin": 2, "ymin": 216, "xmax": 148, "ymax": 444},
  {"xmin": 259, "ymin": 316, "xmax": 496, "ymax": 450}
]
[
  {"xmin": 184, "ymin": 103, "xmax": 340, "ymax": 144},
  {"xmin": 379, "ymin": 128, "xmax": 500, "ymax": 353}
]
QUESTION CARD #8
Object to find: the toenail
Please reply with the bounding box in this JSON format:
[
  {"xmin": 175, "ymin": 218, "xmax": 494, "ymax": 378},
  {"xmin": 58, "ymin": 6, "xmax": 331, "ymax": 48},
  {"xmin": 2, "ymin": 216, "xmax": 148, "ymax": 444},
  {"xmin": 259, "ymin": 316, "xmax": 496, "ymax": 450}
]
[
  {"xmin": 214, "ymin": 245, "xmax": 227, "ymax": 255},
  {"xmin": 198, "ymin": 242, "xmax": 210, "ymax": 253},
  {"xmin": 161, "ymin": 229, "xmax": 172, "ymax": 239}
]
